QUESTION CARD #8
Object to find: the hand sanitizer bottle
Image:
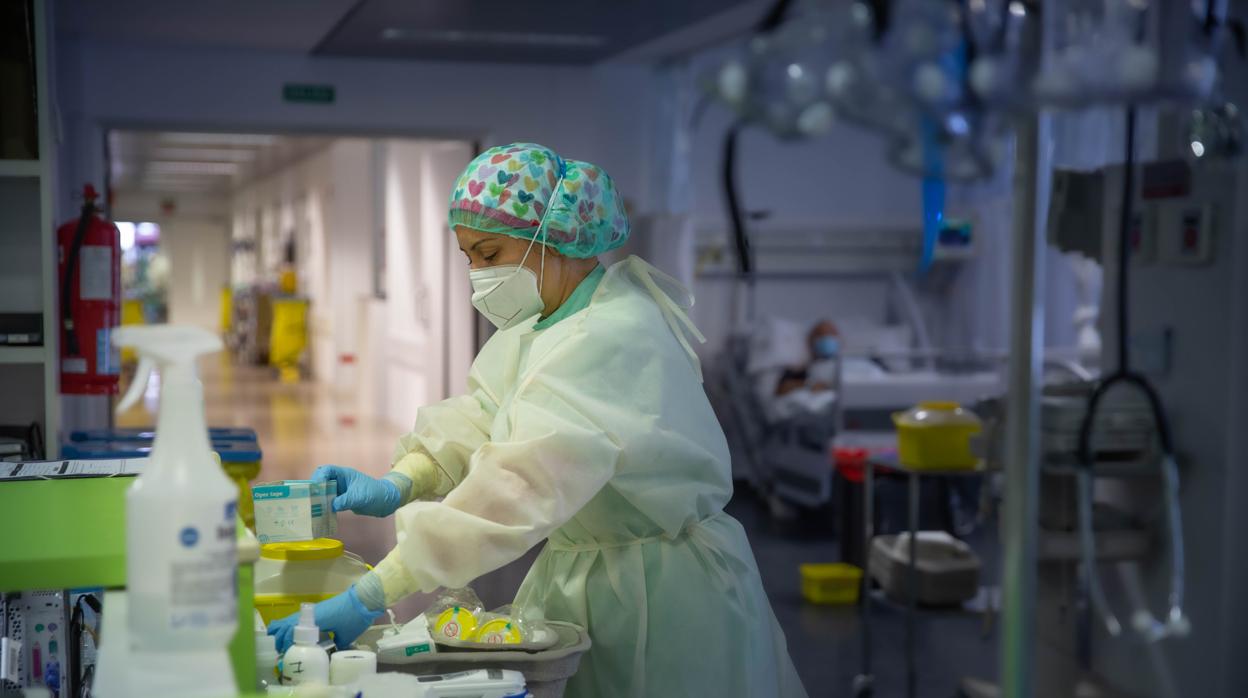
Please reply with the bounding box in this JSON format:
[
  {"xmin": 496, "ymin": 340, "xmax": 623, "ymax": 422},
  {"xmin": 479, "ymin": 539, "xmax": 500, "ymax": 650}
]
[
  {"xmin": 112, "ymin": 326, "xmax": 237, "ymax": 688},
  {"xmin": 281, "ymin": 603, "xmax": 330, "ymax": 686}
]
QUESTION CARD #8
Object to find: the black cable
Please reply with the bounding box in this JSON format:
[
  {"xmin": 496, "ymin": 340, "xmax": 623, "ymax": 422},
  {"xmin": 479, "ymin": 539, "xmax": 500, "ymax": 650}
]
[
  {"xmin": 719, "ymin": 0, "xmax": 790, "ymax": 296},
  {"xmin": 69, "ymin": 595, "xmax": 102, "ymax": 698},
  {"xmin": 1077, "ymin": 106, "xmax": 1176, "ymax": 467},
  {"xmin": 722, "ymin": 124, "xmax": 754, "ymax": 278},
  {"xmin": 755, "ymin": 0, "xmax": 794, "ymax": 33},
  {"xmin": 69, "ymin": 602, "xmax": 84, "ymax": 698},
  {"xmin": 868, "ymin": 0, "xmax": 892, "ymax": 41},
  {"xmin": 1115, "ymin": 108, "xmax": 1136, "ymax": 373}
]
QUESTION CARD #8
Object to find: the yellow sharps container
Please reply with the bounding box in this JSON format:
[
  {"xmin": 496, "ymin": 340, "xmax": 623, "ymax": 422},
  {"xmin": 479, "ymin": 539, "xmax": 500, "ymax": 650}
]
[{"xmin": 253, "ymin": 538, "xmax": 370, "ymax": 624}]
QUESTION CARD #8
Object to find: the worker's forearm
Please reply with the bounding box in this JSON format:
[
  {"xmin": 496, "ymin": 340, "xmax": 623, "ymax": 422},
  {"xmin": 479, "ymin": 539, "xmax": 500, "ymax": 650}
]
[
  {"xmin": 381, "ymin": 471, "xmax": 413, "ymax": 504},
  {"xmin": 369, "ymin": 547, "xmax": 422, "ymax": 606},
  {"xmin": 388, "ymin": 451, "xmax": 450, "ymax": 503}
]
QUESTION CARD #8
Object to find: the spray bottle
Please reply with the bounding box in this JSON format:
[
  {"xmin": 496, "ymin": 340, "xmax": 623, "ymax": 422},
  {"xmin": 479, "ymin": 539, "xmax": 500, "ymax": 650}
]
[
  {"xmin": 111, "ymin": 325, "xmax": 238, "ymax": 694},
  {"xmin": 280, "ymin": 603, "xmax": 330, "ymax": 686}
]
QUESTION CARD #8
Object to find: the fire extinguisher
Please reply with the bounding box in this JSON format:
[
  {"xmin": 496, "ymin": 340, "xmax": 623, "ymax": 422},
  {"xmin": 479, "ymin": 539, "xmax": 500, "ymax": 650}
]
[{"xmin": 57, "ymin": 184, "xmax": 121, "ymax": 395}]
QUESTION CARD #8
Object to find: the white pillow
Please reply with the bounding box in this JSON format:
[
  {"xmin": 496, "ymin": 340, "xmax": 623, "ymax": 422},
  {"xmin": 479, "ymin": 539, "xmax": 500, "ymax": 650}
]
[{"xmin": 746, "ymin": 315, "xmax": 810, "ymax": 374}]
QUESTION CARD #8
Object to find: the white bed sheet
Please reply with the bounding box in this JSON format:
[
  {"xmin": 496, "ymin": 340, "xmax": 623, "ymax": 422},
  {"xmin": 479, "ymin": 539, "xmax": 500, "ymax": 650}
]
[{"xmin": 841, "ymin": 369, "xmax": 1003, "ymax": 409}]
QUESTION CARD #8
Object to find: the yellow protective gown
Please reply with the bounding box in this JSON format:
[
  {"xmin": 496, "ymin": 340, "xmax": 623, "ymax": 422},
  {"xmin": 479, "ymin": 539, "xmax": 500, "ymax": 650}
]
[{"xmin": 375, "ymin": 256, "xmax": 807, "ymax": 697}]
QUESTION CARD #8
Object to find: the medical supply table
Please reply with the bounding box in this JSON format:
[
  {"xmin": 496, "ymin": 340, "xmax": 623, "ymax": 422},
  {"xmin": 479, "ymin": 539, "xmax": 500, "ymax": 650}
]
[{"xmin": 853, "ymin": 455, "xmax": 986, "ymax": 698}]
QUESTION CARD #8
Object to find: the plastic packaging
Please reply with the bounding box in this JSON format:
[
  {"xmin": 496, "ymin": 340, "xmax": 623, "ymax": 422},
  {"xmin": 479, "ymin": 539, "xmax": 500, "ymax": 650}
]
[
  {"xmin": 375, "ymin": 614, "xmax": 437, "ymax": 663},
  {"xmin": 281, "ymin": 603, "xmax": 330, "ymax": 686},
  {"xmin": 474, "ymin": 605, "xmax": 549, "ymax": 647},
  {"xmin": 111, "ymin": 325, "xmax": 237, "ymax": 655},
  {"xmin": 425, "ymin": 588, "xmax": 485, "ymax": 642},
  {"xmin": 474, "ymin": 614, "xmax": 524, "ymax": 646},
  {"xmin": 329, "ymin": 649, "xmax": 377, "ymax": 685},
  {"xmin": 419, "ymin": 590, "xmax": 554, "ymax": 650}
]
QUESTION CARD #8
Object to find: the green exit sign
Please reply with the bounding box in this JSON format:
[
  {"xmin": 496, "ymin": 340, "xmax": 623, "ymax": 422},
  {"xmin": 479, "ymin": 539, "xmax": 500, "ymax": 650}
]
[{"xmin": 283, "ymin": 83, "xmax": 335, "ymax": 104}]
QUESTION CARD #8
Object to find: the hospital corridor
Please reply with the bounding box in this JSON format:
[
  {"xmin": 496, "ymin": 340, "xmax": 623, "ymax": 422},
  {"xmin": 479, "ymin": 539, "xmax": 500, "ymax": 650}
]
[{"xmin": 3, "ymin": 1, "xmax": 1248, "ymax": 698}]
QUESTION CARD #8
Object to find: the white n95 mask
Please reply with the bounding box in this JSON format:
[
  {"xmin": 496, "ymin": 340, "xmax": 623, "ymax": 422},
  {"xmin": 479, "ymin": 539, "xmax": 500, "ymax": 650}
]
[
  {"xmin": 466, "ymin": 173, "xmax": 566, "ymax": 330},
  {"xmin": 469, "ymin": 264, "xmax": 544, "ymax": 330}
]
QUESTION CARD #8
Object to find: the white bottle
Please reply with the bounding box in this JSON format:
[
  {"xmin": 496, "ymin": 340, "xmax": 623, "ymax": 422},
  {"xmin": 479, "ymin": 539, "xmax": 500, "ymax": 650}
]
[
  {"xmin": 281, "ymin": 603, "xmax": 330, "ymax": 686},
  {"xmin": 255, "ymin": 632, "xmax": 279, "ymax": 689},
  {"xmin": 112, "ymin": 326, "xmax": 238, "ymax": 657}
]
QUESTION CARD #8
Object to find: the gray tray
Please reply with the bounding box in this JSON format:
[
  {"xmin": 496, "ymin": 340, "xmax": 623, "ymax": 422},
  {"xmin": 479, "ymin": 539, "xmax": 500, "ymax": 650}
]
[{"xmin": 356, "ymin": 621, "xmax": 591, "ymax": 698}]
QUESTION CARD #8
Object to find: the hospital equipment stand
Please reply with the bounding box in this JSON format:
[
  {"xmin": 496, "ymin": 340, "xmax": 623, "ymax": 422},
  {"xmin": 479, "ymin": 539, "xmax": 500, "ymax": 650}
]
[{"xmin": 854, "ymin": 457, "xmax": 985, "ymax": 698}]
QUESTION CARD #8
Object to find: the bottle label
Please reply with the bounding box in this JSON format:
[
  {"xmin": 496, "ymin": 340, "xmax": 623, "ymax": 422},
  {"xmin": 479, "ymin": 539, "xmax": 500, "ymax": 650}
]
[
  {"xmin": 127, "ymin": 497, "xmax": 238, "ymax": 632},
  {"xmin": 169, "ymin": 499, "xmax": 237, "ymax": 629}
]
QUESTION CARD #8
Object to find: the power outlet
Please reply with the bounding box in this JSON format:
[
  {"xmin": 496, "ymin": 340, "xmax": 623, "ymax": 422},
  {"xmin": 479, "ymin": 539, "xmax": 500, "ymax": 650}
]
[{"xmin": 1158, "ymin": 203, "xmax": 1216, "ymax": 266}]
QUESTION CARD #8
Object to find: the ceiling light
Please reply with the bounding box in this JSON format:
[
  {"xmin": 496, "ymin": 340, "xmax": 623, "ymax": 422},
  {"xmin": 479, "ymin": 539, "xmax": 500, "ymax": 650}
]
[
  {"xmin": 147, "ymin": 161, "xmax": 241, "ymax": 176},
  {"xmin": 381, "ymin": 28, "xmax": 607, "ymax": 48},
  {"xmin": 159, "ymin": 133, "xmax": 278, "ymax": 146},
  {"xmin": 153, "ymin": 148, "xmax": 258, "ymax": 162}
]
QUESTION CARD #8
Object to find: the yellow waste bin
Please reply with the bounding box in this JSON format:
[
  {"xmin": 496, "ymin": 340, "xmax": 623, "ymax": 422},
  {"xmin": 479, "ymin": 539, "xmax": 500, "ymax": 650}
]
[
  {"xmin": 269, "ymin": 297, "xmax": 308, "ymax": 383},
  {"xmin": 253, "ymin": 539, "xmax": 371, "ymax": 624}
]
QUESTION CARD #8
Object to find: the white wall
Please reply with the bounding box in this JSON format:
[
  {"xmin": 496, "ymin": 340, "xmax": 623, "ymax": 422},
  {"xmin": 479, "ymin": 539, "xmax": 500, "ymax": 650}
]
[{"xmin": 380, "ymin": 139, "xmax": 475, "ymax": 429}]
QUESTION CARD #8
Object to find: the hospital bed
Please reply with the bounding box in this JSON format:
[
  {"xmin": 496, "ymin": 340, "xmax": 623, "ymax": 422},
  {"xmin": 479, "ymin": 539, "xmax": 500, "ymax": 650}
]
[
  {"xmin": 705, "ymin": 333, "xmax": 841, "ymax": 511},
  {"xmin": 708, "ymin": 330, "xmax": 1009, "ymax": 512}
]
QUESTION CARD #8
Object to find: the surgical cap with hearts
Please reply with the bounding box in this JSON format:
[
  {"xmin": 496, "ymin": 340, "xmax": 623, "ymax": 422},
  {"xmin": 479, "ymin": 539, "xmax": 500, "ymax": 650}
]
[{"xmin": 447, "ymin": 143, "xmax": 630, "ymax": 259}]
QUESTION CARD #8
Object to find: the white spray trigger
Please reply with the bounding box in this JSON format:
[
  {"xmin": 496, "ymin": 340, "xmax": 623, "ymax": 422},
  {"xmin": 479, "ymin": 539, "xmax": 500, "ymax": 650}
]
[{"xmin": 117, "ymin": 358, "xmax": 155, "ymax": 415}]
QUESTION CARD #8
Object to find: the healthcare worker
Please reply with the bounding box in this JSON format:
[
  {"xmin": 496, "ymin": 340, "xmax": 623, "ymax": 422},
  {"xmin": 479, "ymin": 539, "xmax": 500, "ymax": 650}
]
[{"xmin": 269, "ymin": 143, "xmax": 807, "ymax": 697}]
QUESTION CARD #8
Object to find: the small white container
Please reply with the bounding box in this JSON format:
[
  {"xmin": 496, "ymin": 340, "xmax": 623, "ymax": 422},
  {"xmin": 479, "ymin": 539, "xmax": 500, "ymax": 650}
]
[
  {"xmin": 255, "ymin": 633, "xmax": 279, "ymax": 689},
  {"xmin": 280, "ymin": 603, "xmax": 330, "ymax": 686},
  {"xmin": 329, "ymin": 649, "xmax": 377, "ymax": 685}
]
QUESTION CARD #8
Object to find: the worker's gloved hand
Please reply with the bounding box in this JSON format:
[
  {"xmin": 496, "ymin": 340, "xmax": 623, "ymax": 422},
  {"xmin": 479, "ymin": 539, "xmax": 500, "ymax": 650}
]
[
  {"xmin": 311, "ymin": 465, "xmax": 404, "ymax": 517},
  {"xmin": 267, "ymin": 586, "xmax": 383, "ymax": 653}
]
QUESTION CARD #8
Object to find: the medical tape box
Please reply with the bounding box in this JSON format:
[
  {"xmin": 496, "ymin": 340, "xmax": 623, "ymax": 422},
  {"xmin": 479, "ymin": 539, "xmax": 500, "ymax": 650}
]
[{"xmin": 252, "ymin": 479, "xmax": 337, "ymax": 543}]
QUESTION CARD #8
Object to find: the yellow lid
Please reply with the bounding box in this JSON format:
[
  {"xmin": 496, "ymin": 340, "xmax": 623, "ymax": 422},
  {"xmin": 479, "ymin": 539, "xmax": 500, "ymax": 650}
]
[
  {"xmin": 476, "ymin": 617, "xmax": 523, "ymax": 645},
  {"xmin": 260, "ymin": 538, "xmax": 344, "ymax": 561},
  {"xmin": 433, "ymin": 606, "xmax": 479, "ymax": 641},
  {"xmin": 893, "ymin": 401, "xmax": 982, "ymax": 428}
]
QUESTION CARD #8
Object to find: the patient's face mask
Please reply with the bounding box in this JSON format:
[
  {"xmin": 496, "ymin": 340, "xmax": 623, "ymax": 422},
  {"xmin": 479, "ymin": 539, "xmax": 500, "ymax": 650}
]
[
  {"xmin": 469, "ymin": 237, "xmax": 546, "ymax": 330},
  {"xmin": 813, "ymin": 336, "xmax": 840, "ymax": 359}
]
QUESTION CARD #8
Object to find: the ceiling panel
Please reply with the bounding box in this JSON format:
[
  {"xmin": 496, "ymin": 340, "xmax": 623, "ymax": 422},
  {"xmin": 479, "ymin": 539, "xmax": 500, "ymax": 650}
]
[
  {"xmin": 58, "ymin": 0, "xmax": 757, "ymax": 64},
  {"xmin": 57, "ymin": 0, "xmax": 358, "ymax": 52},
  {"xmin": 110, "ymin": 131, "xmax": 335, "ymax": 195},
  {"xmin": 315, "ymin": 0, "xmax": 756, "ymax": 63}
]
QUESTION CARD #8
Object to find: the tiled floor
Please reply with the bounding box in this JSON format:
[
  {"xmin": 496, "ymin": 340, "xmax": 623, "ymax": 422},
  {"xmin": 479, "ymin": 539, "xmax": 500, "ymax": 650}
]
[{"xmin": 120, "ymin": 357, "xmax": 1000, "ymax": 696}]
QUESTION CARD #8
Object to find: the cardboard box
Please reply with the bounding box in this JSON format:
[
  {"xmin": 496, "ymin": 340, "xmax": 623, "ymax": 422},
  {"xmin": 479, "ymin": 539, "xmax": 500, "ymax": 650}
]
[{"xmin": 252, "ymin": 480, "xmax": 338, "ymax": 543}]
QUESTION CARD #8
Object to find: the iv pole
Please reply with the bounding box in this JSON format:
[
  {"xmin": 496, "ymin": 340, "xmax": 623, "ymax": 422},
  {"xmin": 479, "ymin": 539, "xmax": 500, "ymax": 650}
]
[{"xmin": 1000, "ymin": 92, "xmax": 1046, "ymax": 698}]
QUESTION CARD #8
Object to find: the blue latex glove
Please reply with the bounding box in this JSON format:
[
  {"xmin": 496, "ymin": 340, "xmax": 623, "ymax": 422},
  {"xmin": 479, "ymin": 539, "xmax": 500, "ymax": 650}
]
[
  {"xmin": 267, "ymin": 586, "xmax": 383, "ymax": 653},
  {"xmin": 311, "ymin": 465, "xmax": 404, "ymax": 517}
]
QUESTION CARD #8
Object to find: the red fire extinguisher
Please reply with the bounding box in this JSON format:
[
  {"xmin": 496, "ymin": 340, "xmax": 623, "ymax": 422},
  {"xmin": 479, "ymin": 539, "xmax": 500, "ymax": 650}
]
[{"xmin": 57, "ymin": 184, "xmax": 121, "ymax": 395}]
